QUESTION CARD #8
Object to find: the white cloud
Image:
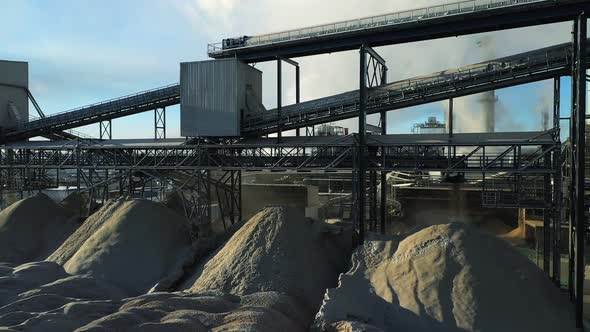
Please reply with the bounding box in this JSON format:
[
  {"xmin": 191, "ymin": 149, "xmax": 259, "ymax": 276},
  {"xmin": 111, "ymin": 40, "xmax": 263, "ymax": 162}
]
[{"xmin": 174, "ymin": 0, "xmax": 239, "ymax": 37}]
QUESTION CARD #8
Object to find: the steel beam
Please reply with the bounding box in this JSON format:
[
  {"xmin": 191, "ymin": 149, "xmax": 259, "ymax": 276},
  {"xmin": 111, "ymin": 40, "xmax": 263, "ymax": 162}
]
[
  {"xmin": 369, "ymin": 171, "xmax": 377, "ymax": 231},
  {"xmin": 358, "ymin": 45, "xmax": 368, "ymax": 244},
  {"xmin": 277, "ymin": 58, "xmax": 282, "ymax": 141},
  {"xmin": 553, "ymin": 77, "xmax": 562, "ymax": 286},
  {"xmin": 574, "ymin": 12, "xmax": 587, "ymax": 328},
  {"xmin": 543, "ymin": 146, "xmax": 551, "ymax": 274},
  {"xmin": 380, "ymin": 65, "xmax": 388, "ymax": 235},
  {"xmin": 569, "ymin": 19, "xmax": 578, "ymax": 302},
  {"xmin": 296, "ymin": 65, "xmax": 301, "ymax": 137}
]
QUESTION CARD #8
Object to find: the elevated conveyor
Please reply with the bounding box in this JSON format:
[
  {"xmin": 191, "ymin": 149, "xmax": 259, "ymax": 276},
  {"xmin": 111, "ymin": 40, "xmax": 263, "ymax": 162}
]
[
  {"xmin": 0, "ymin": 84, "xmax": 179, "ymax": 143},
  {"xmin": 242, "ymin": 40, "xmax": 578, "ymax": 135},
  {"xmin": 208, "ymin": 0, "xmax": 590, "ymax": 62},
  {"xmin": 0, "ymin": 40, "xmax": 583, "ymax": 143}
]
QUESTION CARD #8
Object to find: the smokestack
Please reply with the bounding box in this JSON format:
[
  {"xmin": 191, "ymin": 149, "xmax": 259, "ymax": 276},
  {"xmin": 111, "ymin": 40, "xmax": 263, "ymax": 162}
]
[
  {"xmin": 479, "ymin": 91, "xmax": 496, "ymax": 133},
  {"xmin": 477, "ymin": 36, "xmax": 496, "ymax": 133}
]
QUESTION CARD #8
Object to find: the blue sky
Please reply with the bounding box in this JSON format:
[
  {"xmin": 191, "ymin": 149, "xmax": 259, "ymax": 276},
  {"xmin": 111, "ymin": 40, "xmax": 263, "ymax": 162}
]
[{"xmin": 0, "ymin": 0, "xmax": 583, "ymax": 139}]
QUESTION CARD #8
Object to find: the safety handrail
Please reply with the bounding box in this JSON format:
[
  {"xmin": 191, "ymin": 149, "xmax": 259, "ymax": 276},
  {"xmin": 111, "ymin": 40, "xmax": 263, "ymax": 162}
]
[
  {"xmin": 208, "ymin": 0, "xmax": 548, "ymax": 54},
  {"xmin": 242, "ymin": 42, "xmax": 571, "ymax": 128},
  {"xmin": 6, "ymin": 83, "xmax": 179, "ymax": 132}
]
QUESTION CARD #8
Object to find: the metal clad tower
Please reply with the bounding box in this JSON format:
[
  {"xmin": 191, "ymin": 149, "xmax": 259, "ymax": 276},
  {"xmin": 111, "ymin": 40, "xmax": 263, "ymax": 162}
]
[
  {"xmin": 180, "ymin": 59, "xmax": 262, "ymax": 137},
  {"xmin": 0, "ymin": 60, "xmax": 28, "ymax": 131}
]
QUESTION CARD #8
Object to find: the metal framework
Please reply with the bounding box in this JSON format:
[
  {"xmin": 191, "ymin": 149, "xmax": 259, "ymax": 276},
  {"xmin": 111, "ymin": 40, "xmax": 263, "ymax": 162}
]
[
  {"xmin": 208, "ymin": 0, "xmax": 590, "ymax": 62},
  {"xmin": 244, "ymin": 41, "xmax": 584, "ymax": 135},
  {"xmin": 572, "ymin": 13, "xmax": 586, "ymax": 327},
  {"xmin": 1, "ymin": 1, "xmax": 589, "ymax": 327},
  {"xmin": 155, "ymin": 107, "xmax": 166, "ymax": 140},
  {"xmin": 276, "ymin": 56, "xmax": 300, "ymax": 140},
  {"xmin": 0, "ymin": 84, "xmax": 179, "ymax": 143},
  {"xmin": 1, "ymin": 40, "xmax": 589, "ymax": 147},
  {"xmin": 99, "ymin": 120, "xmax": 112, "ymax": 140},
  {"xmin": 355, "ymin": 45, "xmax": 388, "ymax": 243}
]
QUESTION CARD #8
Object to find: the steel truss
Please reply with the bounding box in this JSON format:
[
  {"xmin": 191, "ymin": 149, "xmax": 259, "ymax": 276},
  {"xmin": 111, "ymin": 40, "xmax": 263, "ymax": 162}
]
[
  {"xmin": 0, "ymin": 133, "xmax": 558, "ymax": 173},
  {"xmin": 155, "ymin": 107, "xmax": 166, "ymax": 140},
  {"xmin": 99, "ymin": 120, "xmax": 112, "ymax": 140},
  {"xmin": 0, "ymin": 131, "xmax": 558, "ymax": 244}
]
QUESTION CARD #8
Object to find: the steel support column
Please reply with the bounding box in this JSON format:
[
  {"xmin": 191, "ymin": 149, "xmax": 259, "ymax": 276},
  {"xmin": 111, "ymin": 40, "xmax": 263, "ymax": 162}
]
[
  {"xmin": 553, "ymin": 76, "xmax": 562, "ymax": 286},
  {"xmin": 99, "ymin": 120, "xmax": 112, "ymax": 140},
  {"xmin": 277, "ymin": 59, "xmax": 282, "ymax": 141},
  {"xmin": 543, "ymin": 146, "xmax": 552, "ymax": 274},
  {"xmin": 380, "ymin": 67, "xmax": 388, "ymax": 235},
  {"xmin": 230, "ymin": 171, "xmax": 236, "ymax": 225},
  {"xmin": 369, "ymin": 171, "xmax": 377, "ymax": 231},
  {"xmin": 296, "ymin": 66, "xmax": 301, "ymax": 137},
  {"xmin": 569, "ymin": 19, "xmax": 578, "ymax": 301},
  {"xmin": 573, "ymin": 12, "xmax": 587, "ymax": 328},
  {"xmin": 155, "ymin": 107, "xmax": 166, "ymax": 140},
  {"xmin": 357, "ymin": 45, "xmax": 368, "ymax": 244},
  {"xmin": 238, "ymin": 171, "xmax": 242, "ymax": 222}
]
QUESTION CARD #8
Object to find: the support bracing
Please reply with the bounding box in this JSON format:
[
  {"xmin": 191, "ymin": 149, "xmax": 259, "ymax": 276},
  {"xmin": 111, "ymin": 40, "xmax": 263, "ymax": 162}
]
[
  {"xmin": 99, "ymin": 120, "xmax": 112, "ymax": 140},
  {"xmin": 155, "ymin": 107, "xmax": 166, "ymax": 140}
]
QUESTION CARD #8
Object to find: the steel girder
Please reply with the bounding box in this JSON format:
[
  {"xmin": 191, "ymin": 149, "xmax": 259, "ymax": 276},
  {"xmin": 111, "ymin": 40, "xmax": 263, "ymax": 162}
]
[{"xmin": 0, "ymin": 133, "xmax": 558, "ymax": 174}]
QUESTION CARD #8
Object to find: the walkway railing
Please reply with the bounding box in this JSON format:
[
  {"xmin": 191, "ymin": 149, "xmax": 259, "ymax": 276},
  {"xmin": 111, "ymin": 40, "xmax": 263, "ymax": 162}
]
[{"xmin": 208, "ymin": 0, "xmax": 548, "ymax": 54}]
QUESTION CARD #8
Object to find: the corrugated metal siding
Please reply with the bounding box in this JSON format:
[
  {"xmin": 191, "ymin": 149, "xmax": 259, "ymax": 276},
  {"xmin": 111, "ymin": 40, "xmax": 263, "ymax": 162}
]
[
  {"xmin": 180, "ymin": 59, "xmax": 263, "ymax": 137},
  {"xmin": 180, "ymin": 59, "xmax": 240, "ymax": 137},
  {"xmin": 0, "ymin": 61, "xmax": 28, "ymax": 129},
  {"xmin": 241, "ymin": 63, "xmax": 263, "ymax": 118}
]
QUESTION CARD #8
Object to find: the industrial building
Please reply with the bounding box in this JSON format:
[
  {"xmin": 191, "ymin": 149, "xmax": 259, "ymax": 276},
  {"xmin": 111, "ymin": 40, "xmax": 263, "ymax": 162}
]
[{"xmin": 1, "ymin": 0, "xmax": 590, "ymax": 329}]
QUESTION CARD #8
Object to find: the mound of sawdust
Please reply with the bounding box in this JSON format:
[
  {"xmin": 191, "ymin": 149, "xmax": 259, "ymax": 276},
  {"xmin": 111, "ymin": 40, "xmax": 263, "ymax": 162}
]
[
  {"xmin": 77, "ymin": 291, "xmax": 307, "ymax": 332},
  {"xmin": 0, "ymin": 261, "xmax": 125, "ymax": 331},
  {"xmin": 62, "ymin": 199, "xmax": 193, "ymax": 295},
  {"xmin": 162, "ymin": 190, "xmax": 185, "ymax": 217},
  {"xmin": 314, "ymin": 223, "xmax": 575, "ymax": 331},
  {"xmin": 0, "ymin": 194, "xmax": 78, "ymax": 265},
  {"xmin": 48, "ymin": 199, "xmax": 128, "ymax": 266},
  {"xmin": 60, "ymin": 191, "xmax": 98, "ymax": 216},
  {"xmin": 182, "ymin": 207, "xmax": 352, "ymax": 323},
  {"xmin": 0, "ymin": 262, "xmax": 307, "ymax": 331}
]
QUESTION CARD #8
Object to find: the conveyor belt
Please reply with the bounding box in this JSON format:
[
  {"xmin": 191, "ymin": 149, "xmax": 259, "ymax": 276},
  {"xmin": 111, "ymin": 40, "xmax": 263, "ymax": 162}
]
[
  {"xmin": 208, "ymin": 0, "xmax": 589, "ymax": 62},
  {"xmin": 241, "ymin": 40, "xmax": 578, "ymax": 135},
  {"xmin": 0, "ymin": 40, "xmax": 582, "ymax": 144},
  {"xmin": 0, "ymin": 84, "xmax": 179, "ymax": 143}
]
